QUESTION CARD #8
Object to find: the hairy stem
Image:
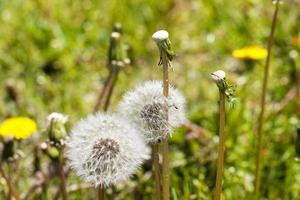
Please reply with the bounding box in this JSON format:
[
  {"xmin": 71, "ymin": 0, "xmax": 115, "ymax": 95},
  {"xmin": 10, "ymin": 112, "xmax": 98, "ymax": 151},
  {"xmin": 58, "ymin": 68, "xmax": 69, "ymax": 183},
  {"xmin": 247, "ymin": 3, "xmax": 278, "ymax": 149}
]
[
  {"xmin": 152, "ymin": 144, "xmax": 161, "ymax": 200},
  {"xmin": 161, "ymin": 50, "xmax": 170, "ymax": 200},
  {"xmin": 214, "ymin": 92, "xmax": 225, "ymax": 200},
  {"xmin": 254, "ymin": 1, "xmax": 280, "ymax": 198},
  {"xmin": 0, "ymin": 162, "xmax": 20, "ymax": 200}
]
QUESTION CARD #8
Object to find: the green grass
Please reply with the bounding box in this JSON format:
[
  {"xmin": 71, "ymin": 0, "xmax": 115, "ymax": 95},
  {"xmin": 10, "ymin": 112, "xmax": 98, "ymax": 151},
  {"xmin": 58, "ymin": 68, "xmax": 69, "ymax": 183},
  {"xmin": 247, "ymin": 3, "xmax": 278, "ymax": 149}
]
[{"xmin": 0, "ymin": 0, "xmax": 300, "ymax": 199}]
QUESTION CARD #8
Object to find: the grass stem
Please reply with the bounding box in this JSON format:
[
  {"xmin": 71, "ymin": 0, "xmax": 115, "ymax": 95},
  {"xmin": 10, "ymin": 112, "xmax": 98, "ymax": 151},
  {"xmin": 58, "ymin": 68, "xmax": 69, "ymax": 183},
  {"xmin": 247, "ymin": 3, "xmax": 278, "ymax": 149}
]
[{"xmin": 254, "ymin": 1, "xmax": 280, "ymax": 198}]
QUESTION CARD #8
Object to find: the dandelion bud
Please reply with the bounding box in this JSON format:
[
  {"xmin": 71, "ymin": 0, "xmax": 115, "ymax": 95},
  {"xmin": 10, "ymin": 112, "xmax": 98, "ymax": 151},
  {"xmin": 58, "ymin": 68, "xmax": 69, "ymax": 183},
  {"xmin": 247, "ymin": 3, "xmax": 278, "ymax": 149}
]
[
  {"xmin": 152, "ymin": 30, "xmax": 175, "ymax": 63},
  {"xmin": 152, "ymin": 30, "xmax": 169, "ymax": 42},
  {"xmin": 47, "ymin": 112, "xmax": 68, "ymax": 147},
  {"xmin": 111, "ymin": 32, "xmax": 121, "ymax": 41},
  {"xmin": 66, "ymin": 113, "xmax": 147, "ymax": 187},
  {"xmin": 119, "ymin": 81, "xmax": 186, "ymax": 143},
  {"xmin": 211, "ymin": 70, "xmax": 226, "ymax": 83}
]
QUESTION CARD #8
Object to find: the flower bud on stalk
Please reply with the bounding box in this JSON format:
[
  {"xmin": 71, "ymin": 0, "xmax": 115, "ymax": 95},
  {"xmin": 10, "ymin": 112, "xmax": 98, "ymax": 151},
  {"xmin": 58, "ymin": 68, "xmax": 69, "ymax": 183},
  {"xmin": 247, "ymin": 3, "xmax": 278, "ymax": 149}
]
[{"xmin": 47, "ymin": 112, "xmax": 68, "ymax": 148}]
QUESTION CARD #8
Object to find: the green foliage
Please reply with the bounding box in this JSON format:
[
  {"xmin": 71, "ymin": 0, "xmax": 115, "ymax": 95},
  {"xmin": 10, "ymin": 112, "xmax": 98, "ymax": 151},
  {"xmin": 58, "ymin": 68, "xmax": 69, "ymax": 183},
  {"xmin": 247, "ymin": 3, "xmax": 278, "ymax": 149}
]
[{"xmin": 0, "ymin": 0, "xmax": 300, "ymax": 199}]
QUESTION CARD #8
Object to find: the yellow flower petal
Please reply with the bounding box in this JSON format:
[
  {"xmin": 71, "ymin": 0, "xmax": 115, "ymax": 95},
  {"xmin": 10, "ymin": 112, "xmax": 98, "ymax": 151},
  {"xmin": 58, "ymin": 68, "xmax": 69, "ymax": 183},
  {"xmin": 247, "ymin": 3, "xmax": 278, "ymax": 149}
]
[
  {"xmin": 232, "ymin": 46, "xmax": 268, "ymax": 60},
  {"xmin": 0, "ymin": 117, "xmax": 37, "ymax": 139}
]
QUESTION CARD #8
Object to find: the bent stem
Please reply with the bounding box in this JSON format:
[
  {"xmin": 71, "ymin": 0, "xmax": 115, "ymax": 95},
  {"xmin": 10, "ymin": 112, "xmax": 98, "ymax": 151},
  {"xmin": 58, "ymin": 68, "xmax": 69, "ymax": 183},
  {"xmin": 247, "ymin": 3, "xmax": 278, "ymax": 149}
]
[
  {"xmin": 152, "ymin": 144, "xmax": 161, "ymax": 200},
  {"xmin": 0, "ymin": 162, "xmax": 20, "ymax": 200},
  {"xmin": 161, "ymin": 50, "xmax": 170, "ymax": 200},
  {"xmin": 254, "ymin": 1, "xmax": 280, "ymax": 198},
  {"xmin": 214, "ymin": 92, "xmax": 225, "ymax": 200},
  {"xmin": 98, "ymin": 186, "xmax": 104, "ymax": 200}
]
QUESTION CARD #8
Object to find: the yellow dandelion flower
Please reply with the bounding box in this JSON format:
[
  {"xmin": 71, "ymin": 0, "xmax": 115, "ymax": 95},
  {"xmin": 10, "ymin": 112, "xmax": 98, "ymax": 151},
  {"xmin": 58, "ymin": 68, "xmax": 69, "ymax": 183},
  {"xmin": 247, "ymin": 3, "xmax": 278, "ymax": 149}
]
[
  {"xmin": 232, "ymin": 46, "xmax": 268, "ymax": 60},
  {"xmin": 0, "ymin": 117, "xmax": 37, "ymax": 139}
]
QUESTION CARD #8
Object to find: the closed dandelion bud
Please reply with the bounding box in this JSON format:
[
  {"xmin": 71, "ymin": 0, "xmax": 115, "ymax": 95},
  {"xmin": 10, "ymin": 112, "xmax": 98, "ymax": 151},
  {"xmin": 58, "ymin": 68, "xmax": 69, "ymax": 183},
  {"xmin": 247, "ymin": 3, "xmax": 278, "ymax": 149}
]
[
  {"xmin": 119, "ymin": 81, "xmax": 186, "ymax": 143},
  {"xmin": 211, "ymin": 70, "xmax": 226, "ymax": 83},
  {"xmin": 66, "ymin": 113, "xmax": 148, "ymax": 187},
  {"xmin": 47, "ymin": 112, "xmax": 68, "ymax": 147},
  {"xmin": 152, "ymin": 30, "xmax": 175, "ymax": 63}
]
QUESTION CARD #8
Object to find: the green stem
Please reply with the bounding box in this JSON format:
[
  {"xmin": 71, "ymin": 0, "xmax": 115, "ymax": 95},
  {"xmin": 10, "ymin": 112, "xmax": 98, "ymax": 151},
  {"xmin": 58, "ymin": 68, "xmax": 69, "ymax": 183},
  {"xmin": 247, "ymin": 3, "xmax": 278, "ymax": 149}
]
[
  {"xmin": 161, "ymin": 49, "xmax": 170, "ymax": 200},
  {"xmin": 152, "ymin": 144, "xmax": 161, "ymax": 200},
  {"xmin": 254, "ymin": 1, "xmax": 280, "ymax": 198},
  {"xmin": 214, "ymin": 91, "xmax": 226, "ymax": 200}
]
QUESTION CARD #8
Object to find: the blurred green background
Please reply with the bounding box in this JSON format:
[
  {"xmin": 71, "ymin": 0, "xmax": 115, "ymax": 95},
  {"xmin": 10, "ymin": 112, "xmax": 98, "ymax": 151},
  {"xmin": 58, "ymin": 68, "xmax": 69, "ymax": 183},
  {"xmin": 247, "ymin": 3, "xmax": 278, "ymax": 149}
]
[{"xmin": 0, "ymin": 0, "xmax": 300, "ymax": 199}]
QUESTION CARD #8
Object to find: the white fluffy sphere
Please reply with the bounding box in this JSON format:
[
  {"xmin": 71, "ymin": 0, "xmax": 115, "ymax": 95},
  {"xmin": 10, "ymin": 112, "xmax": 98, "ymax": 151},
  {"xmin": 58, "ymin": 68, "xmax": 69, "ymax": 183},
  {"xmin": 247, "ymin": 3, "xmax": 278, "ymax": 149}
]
[
  {"xmin": 66, "ymin": 113, "xmax": 148, "ymax": 187},
  {"xmin": 119, "ymin": 80, "xmax": 186, "ymax": 143}
]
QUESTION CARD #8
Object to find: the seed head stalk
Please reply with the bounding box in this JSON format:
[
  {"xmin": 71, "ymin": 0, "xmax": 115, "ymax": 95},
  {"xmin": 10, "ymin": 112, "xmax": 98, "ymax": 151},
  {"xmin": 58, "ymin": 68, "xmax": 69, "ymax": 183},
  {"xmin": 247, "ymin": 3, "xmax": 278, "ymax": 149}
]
[
  {"xmin": 214, "ymin": 91, "xmax": 225, "ymax": 200},
  {"xmin": 152, "ymin": 143, "xmax": 161, "ymax": 200},
  {"xmin": 254, "ymin": 1, "xmax": 280, "ymax": 198},
  {"xmin": 98, "ymin": 186, "xmax": 104, "ymax": 200}
]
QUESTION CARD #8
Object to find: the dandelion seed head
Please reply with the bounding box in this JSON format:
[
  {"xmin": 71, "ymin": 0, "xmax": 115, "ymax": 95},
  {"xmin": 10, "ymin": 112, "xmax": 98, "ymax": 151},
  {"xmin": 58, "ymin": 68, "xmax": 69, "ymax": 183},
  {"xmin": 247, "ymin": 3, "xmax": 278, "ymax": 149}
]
[
  {"xmin": 119, "ymin": 81, "xmax": 186, "ymax": 143},
  {"xmin": 152, "ymin": 30, "xmax": 169, "ymax": 42},
  {"xmin": 66, "ymin": 113, "xmax": 147, "ymax": 188}
]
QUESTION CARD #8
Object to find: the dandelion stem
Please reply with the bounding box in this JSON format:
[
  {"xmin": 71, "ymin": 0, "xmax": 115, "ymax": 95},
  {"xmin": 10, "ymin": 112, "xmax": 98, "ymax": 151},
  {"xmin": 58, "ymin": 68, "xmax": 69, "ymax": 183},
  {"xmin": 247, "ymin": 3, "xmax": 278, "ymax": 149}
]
[
  {"xmin": 254, "ymin": 1, "xmax": 280, "ymax": 198},
  {"xmin": 94, "ymin": 69, "xmax": 115, "ymax": 113},
  {"xmin": 98, "ymin": 186, "xmax": 104, "ymax": 200},
  {"xmin": 161, "ymin": 49, "xmax": 170, "ymax": 200},
  {"xmin": 152, "ymin": 144, "xmax": 161, "ymax": 200},
  {"xmin": 214, "ymin": 91, "xmax": 225, "ymax": 200},
  {"xmin": 103, "ymin": 68, "xmax": 119, "ymax": 111},
  {"xmin": 0, "ymin": 162, "xmax": 20, "ymax": 200},
  {"xmin": 58, "ymin": 153, "xmax": 68, "ymax": 200}
]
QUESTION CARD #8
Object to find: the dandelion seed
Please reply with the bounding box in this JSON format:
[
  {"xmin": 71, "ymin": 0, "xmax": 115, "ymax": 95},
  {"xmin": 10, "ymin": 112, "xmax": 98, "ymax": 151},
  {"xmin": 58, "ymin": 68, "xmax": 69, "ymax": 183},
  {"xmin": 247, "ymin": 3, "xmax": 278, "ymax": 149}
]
[
  {"xmin": 66, "ymin": 113, "xmax": 147, "ymax": 187},
  {"xmin": 0, "ymin": 117, "xmax": 37, "ymax": 139},
  {"xmin": 119, "ymin": 81, "xmax": 186, "ymax": 143}
]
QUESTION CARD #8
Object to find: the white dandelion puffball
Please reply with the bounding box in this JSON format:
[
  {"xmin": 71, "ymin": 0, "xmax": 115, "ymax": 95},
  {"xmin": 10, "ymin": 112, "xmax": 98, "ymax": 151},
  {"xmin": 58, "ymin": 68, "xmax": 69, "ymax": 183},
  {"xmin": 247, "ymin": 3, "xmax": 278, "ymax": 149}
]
[
  {"xmin": 152, "ymin": 30, "xmax": 169, "ymax": 42},
  {"xmin": 66, "ymin": 113, "xmax": 148, "ymax": 187},
  {"xmin": 119, "ymin": 80, "xmax": 186, "ymax": 143},
  {"xmin": 211, "ymin": 70, "xmax": 226, "ymax": 82}
]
